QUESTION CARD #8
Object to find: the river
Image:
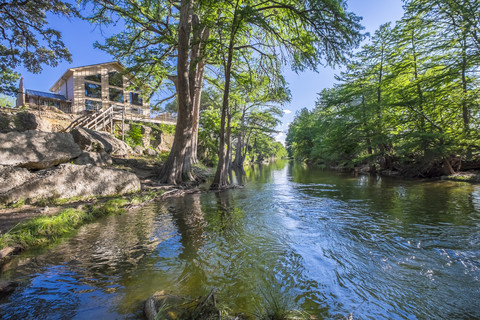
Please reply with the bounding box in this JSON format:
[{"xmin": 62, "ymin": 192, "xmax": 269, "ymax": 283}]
[{"xmin": 1, "ymin": 160, "xmax": 479, "ymax": 319}]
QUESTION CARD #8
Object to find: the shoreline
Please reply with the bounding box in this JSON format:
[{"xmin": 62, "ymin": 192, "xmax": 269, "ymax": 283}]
[
  {"xmin": 303, "ymin": 161, "xmax": 480, "ymax": 183},
  {"xmin": 0, "ymin": 159, "xmax": 213, "ymax": 266}
]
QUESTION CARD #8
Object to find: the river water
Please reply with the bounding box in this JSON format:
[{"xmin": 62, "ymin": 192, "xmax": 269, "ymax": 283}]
[{"xmin": 1, "ymin": 160, "xmax": 479, "ymax": 319}]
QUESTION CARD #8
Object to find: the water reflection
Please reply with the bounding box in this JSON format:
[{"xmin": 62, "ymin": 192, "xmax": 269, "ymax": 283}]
[{"xmin": 0, "ymin": 161, "xmax": 479, "ymax": 319}]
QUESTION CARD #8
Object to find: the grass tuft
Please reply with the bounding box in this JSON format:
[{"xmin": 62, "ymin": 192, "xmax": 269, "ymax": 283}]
[
  {"xmin": 254, "ymin": 290, "xmax": 312, "ymax": 320},
  {"xmin": 0, "ymin": 199, "xmax": 129, "ymax": 251}
]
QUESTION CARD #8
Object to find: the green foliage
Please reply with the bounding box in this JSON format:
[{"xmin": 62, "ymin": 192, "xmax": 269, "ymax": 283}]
[
  {"xmin": 126, "ymin": 124, "xmax": 143, "ymax": 147},
  {"xmin": 0, "ymin": 72, "xmax": 20, "ymax": 97},
  {"xmin": 254, "ymin": 290, "xmax": 311, "ymax": 320},
  {"xmin": 0, "ymin": 0, "xmax": 78, "ymax": 95},
  {"xmin": 198, "ymin": 105, "xmax": 221, "ymax": 166},
  {"xmin": 150, "ymin": 123, "xmax": 176, "ymax": 135},
  {"xmin": 287, "ymin": 2, "xmax": 480, "ymax": 176}
]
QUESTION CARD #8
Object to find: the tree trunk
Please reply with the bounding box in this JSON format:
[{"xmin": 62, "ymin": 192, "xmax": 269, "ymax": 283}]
[
  {"xmin": 190, "ymin": 16, "xmax": 209, "ymax": 164},
  {"xmin": 210, "ymin": 8, "xmax": 238, "ymax": 190},
  {"xmin": 461, "ymin": 37, "xmax": 469, "ymax": 132},
  {"xmin": 411, "ymin": 30, "xmax": 425, "ymax": 132},
  {"xmin": 361, "ymin": 93, "xmax": 373, "ymax": 155},
  {"xmin": 232, "ymin": 108, "xmax": 246, "ymax": 167},
  {"xmin": 157, "ymin": 0, "xmax": 195, "ymax": 185}
]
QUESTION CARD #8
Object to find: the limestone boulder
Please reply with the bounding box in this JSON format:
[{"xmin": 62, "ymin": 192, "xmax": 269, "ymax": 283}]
[
  {"xmin": 133, "ymin": 145, "xmax": 145, "ymax": 155},
  {"xmin": 151, "ymin": 131, "xmax": 174, "ymax": 153},
  {"xmin": 0, "ymin": 164, "xmax": 141, "ymax": 204},
  {"xmin": 0, "ymin": 111, "xmax": 50, "ymax": 133},
  {"xmin": 145, "ymin": 148, "xmax": 158, "ymax": 157},
  {"xmin": 0, "ymin": 166, "xmax": 34, "ymax": 194},
  {"xmin": 71, "ymin": 127, "xmax": 131, "ymax": 156},
  {"xmin": 0, "ymin": 130, "xmax": 82, "ymax": 169},
  {"xmin": 73, "ymin": 151, "xmax": 113, "ymax": 167},
  {"xmin": 141, "ymin": 125, "xmax": 152, "ymax": 148}
]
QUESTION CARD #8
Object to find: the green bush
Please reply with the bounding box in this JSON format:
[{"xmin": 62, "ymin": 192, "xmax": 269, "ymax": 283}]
[{"xmin": 126, "ymin": 124, "xmax": 143, "ymax": 147}]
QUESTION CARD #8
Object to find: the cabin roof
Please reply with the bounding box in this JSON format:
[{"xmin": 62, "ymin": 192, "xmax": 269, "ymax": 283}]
[{"xmin": 26, "ymin": 89, "xmax": 68, "ymax": 101}]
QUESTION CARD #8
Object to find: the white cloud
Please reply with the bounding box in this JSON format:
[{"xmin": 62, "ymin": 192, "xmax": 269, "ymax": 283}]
[
  {"xmin": 283, "ymin": 109, "xmax": 292, "ymax": 115},
  {"xmin": 275, "ymin": 132, "xmax": 286, "ymax": 145}
]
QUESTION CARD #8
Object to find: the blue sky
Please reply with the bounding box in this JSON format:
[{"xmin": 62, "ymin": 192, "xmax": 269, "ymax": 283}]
[
  {"xmin": 16, "ymin": 0, "xmax": 405, "ymax": 141},
  {"xmin": 277, "ymin": 0, "xmax": 406, "ymax": 142}
]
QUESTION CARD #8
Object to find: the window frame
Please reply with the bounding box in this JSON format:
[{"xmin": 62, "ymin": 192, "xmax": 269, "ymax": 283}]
[
  {"xmin": 84, "ymin": 82, "xmax": 102, "ymax": 99},
  {"xmin": 109, "ymin": 87, "xmax": 124, "ymax": 103},
  {"xmin": 108, "ymin": 71, "xmax": 123, "ymax": 88},
  {"xmin": 130, "ymin": 92, "xmax": 143, "ymax": 106},
  {"xmin": 85, "ymin": 99, "xmax": 102, "ymax": 111}
]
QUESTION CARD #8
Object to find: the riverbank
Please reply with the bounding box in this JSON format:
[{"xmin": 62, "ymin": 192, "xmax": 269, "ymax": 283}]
[
  {"xmin": 324, "ymin": 162, "xmax": 480, "ymax": 183},
  {"xmin": 0, "ymin": 157, "xmax": 212, "ymax": 266}
]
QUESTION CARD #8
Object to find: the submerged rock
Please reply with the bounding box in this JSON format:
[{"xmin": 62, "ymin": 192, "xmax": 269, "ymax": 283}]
[
  {"xmin": 0, "ymin": 281, "xmax": 18, "ymax": 298},
  {"xmin": 0, "ymin": 164, "xmax": 140, "ymax": 204},
  {"xmin": 0, "ymin": 130, "xmax": 82, "ymax": 169}
]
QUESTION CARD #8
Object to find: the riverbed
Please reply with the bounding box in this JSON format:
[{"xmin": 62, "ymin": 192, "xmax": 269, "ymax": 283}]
[{"xmin": 1, "ymin": 160, "xmax": 479, "ymax": 319}]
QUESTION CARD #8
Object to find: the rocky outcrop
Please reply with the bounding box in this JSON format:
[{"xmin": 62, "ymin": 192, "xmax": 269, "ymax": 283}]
[
  {"xmin": 0, "ymin": 166, "xmax": 34, "ymax": 194},
  {"xmin": 151, "ymin": 130, "xmax": 174, "ymax": 153},
  {"xmin": 0, "ymin": 164, "xmax": 141, "ymax": 204},
  {"xmin": 145, "ymin": 148, "xmax": 158, "ymax": 157},
  {"xmin": 0, "ymin": 130, "xmax": 82, "ymax": 169},
  {"xmin": 0, "ymin": 110, "xmax": 50, "ymax": 133},
  {"xmin": 73, "ymin": 151, "xmax": 113, "ymax": 167},
  {"xmin": 71, "ymin": 127, "xmax": 131, "ymax": 156},
  {"xmin": 133, "ymin": 145, "xmax": 145, "ymax": 155},
  {"xmin": 141, "ymin": 125, "xmax": 152, "ymax": 149}
]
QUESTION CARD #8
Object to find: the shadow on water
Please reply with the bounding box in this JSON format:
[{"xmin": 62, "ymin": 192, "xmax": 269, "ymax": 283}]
[{"xmin": 1, "ymin": 160, "xmax": 479, "ymax": 319}]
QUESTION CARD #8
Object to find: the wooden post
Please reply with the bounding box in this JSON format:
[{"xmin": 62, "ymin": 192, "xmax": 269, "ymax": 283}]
[{"xmin": 122, "ymin": 108, "xmax": 125, "ymax": 141}]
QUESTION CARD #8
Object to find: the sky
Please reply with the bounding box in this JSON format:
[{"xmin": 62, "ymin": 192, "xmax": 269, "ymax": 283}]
[{"xmin": 15, "ymin": 0, "xmax": 406, "ymax": 143}]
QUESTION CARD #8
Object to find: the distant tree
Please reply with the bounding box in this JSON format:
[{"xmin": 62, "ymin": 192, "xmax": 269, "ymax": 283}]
[
  {"xmin": 0, "ymin": 0, "xmax": 78, "ymax": 95},
  {"xmin": 209, "ymin": 0, "xmax": 364, "ymax": 190},
  {"xmin": 0, "ymin": 94, "xmax": 15, "ymax": 107}
]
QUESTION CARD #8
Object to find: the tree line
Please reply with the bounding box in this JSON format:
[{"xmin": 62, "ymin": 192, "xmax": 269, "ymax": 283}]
[
  {"xmin": 287, "ymin": 0, "xmax": 480, "ymax": 177},
  {"xmin": 1, "ymin": 0, "xmax": 363, "ymax": 188}
]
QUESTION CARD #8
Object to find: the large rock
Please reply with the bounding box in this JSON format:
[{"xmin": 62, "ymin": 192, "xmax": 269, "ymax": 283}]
[
  {"xmin": 73, "ymin": 151, "xmax": 113, "ymax": 167},
  {"xmin": 141, "ymin": 125, "xmax": 152, "ymax": 148},
  {"xmin": 0, "ymin": 111, "xmax": 50, "ymax": 133},
  {"xmin": 0, "ymin": 130, "xmax": 82, "ymax": 169},
  {"xmin": 0, "ymin": 166, "xmax": 34, "ymax": 194},
  {"xmin": 71, "ymin": 127, "xmax": 132, "ymax": 156},
  {"xmin": 0, "ymin": 164, "xmax": 141, "ymax": 204},
  {"xmin": 145, "ymin": 148, "xmax": 158, "ymax": 157},
  {"xmin": 151, "ymin": 131, "xmax": 174, "ymax": 153},
  {"xmin": 133, "ymin": 145, "xmax": 145, "ymax": 155}
]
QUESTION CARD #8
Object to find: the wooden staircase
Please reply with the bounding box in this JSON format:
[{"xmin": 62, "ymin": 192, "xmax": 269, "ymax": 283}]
[{"xmin": 64, "ymin": 106, "xmax": 127, "ymax": 140}]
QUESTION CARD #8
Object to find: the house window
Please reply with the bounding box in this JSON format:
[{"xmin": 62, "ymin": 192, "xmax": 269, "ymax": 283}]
[
  {"xmin": 130, "ymin": 92, "xmax": 143, "ymax": 106},
  {"xmin": 109, "ymin": 88, "xmax": 124, "ymax": 103},
  {"xmin": 130, "ymin": 107, "xmax": 143, "ymax": 115},
  {"xmin": 85, "ymin": 82, "xmax": 102, "ymax": 99},
  {"xmin": 39, "ymin": 99, "xmax": 59, "ymax": 108},
  {"xmin": 85, "ymin": 74, "xmax": 101, "ymax": 83},
  {"xmin": 108, "ymin": 71, "xmax": 123, "ymax": 87},
  {"xmin": 85, "ymin": 99, "xmax": 102, "ymax": 111}
]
